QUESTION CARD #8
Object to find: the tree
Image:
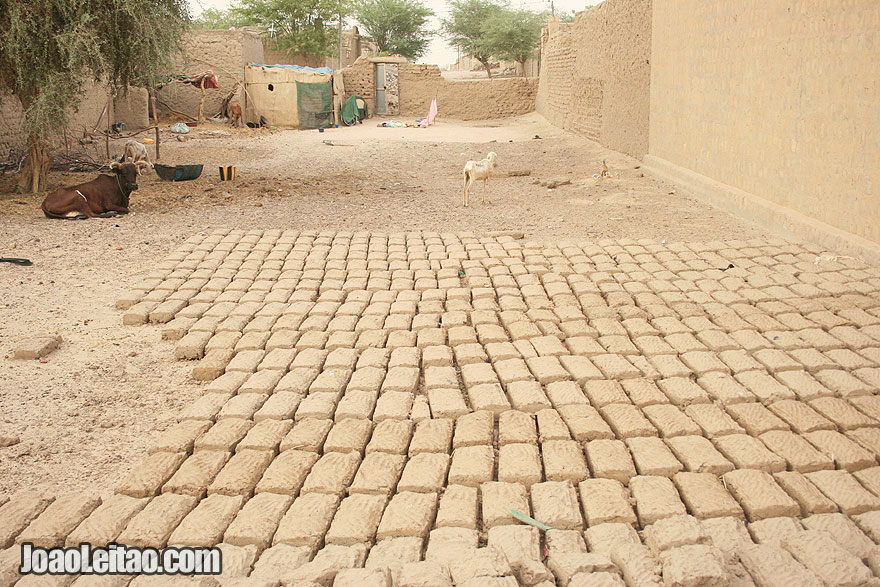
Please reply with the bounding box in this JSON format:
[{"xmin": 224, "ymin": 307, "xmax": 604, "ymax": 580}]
[
  {"xmin": 193, "ymin": 8, "xmax": 250, "ymax": 29},
  {"xmin": 230, "ymin": 0, "xmax": 345, "ymax": 58},
  {"xmin": 355, "ymin": 0, "xmax": 433, "ymax": 61},
  {"xmin": 0, "ymin": 0, "xmax": 188, "ymax": 192},
  {"xmin": 441, "ymin": 0, "xmax": 506, "ymax": 78},
  {"xmin": 481, "ymin": 8, "xmax": 545, "ymax": 76}
]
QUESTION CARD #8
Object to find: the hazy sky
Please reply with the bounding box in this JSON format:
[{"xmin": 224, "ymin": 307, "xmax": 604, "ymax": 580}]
[{"xmin": 187, "ymin": 0, "xmax": 601, "ymax": 68}]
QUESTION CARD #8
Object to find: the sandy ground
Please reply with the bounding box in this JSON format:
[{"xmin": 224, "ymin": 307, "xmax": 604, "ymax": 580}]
[{"xmin": 0, "ymin": 113, "xmax": 767, "ymax": 497}]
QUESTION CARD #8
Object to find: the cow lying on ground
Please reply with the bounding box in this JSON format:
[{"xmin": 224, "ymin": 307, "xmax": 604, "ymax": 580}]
[
  {"xmin": 120, "ymin": 139, "xmax": 153, "ymax": 168},
  {"xmin": 41, "ymin": 161, "xmax": 148, "ymax": 219},
  {"xmin": 228, "ymin": 102, "xmax": 243, "ymax": 128}
]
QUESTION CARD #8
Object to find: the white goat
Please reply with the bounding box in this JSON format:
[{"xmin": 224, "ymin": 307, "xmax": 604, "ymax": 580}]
[
  {"xmin": 120, "ymin": 139, "xmax": 153, "ymax": 168},
  {"xmin": 462, "ymin": 151, "xmax": 497, "ymax": 207}
]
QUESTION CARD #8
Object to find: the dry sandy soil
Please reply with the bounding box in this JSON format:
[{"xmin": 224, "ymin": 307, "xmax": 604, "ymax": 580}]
[{"xmin": 0, "ymin": 113, "xmax": 767, "ymax": 497}]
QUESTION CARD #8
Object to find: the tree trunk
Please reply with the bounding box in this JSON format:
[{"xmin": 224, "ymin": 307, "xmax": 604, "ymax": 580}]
[
  {"xmin": 478, "ymin": 57, "xmax": 493, "ymax": 79},
  {"xmin": 18, "ymin": 135, "xmax": 52, "ymax": 193}
]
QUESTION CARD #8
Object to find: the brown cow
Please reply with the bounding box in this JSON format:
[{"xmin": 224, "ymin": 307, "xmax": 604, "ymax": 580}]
[
  {"xmin": 228, "ymin": 102, "xmax": 243, "ymax": 128},
  {"xmin": 41, "ymin": 161, "xmax": 147, "ymax": 220}
]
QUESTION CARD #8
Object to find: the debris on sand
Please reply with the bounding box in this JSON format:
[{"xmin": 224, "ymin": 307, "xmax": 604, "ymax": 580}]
[{"xmin": 13, "ymin": 334, "xmax": 62, "ymax": 360}]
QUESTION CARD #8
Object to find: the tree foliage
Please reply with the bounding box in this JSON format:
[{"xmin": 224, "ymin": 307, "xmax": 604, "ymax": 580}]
[
  {"xmin": 480, "ymin": 8, "xmax": 545, "ymax": 75},
  {"xmin": 354, "ymin": 0, "xmax": 433, "ymax": 60},
  {"xmin": 441, "ymin": 0, "xmax": 506, "ymax": 77},
  {"xmin": 0, "ymin": 0, "xmax": 189, "ymax": 191},
  {"xmin": 192, "ymin": 8, "xmax": 250, "ymax": 30},
  {"xmin": 230, "ymin": 0, "xmax": 346, "ymax": 57}
]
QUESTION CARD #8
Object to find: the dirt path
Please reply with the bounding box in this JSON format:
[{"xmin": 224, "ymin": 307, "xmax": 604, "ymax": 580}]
[{"xmin": 0, "ymin": 114, "xmax": 767, "ymax": 496}]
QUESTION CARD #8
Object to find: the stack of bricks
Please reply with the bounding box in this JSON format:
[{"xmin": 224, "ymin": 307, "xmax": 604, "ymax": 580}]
[{"xmin": 3, "ymin": 229, "xmax": 880, "ymax": 585}]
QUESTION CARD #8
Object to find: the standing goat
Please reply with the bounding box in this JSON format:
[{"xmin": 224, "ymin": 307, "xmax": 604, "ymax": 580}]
[
  {"xmin": 120, "ymin": 140, "xmax": 153, "ymax": 168},
  {"xmin": 462, "ymin": 151, "xmax": 497, "ymax": 207}
]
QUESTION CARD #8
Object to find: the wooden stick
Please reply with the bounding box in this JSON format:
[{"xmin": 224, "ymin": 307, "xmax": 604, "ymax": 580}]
[
  {"xmin": 150, "ymin": 91, "xmax": 160, "ymax": 161},
  {"xmin": 105, "ymin": 98, "xmax": 111, "ymax": 160}
]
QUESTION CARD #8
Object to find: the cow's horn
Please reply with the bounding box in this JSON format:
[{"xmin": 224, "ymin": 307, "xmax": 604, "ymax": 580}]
[{"xmin": 110, "ymin": 162, "xmax": 120, "ymax": 170}]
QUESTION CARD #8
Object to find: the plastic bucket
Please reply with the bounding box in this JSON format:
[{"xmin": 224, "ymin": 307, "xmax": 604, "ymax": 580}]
[{"xmin": 219, "ymin": 166, "xmax": 235, "ymax": 181}]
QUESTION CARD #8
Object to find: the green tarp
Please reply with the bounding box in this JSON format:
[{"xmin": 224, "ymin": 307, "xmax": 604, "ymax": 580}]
[{"xmin": 296, "ymin": 82, "xmax": 333, "ymax": 130}]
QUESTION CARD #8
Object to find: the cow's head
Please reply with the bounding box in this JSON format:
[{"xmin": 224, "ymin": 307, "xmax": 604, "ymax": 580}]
[{"xmin": 109, "ymin": 161, "xmax": 147, "ymax": 192}]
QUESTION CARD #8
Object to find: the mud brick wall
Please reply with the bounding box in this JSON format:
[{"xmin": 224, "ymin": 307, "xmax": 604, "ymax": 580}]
[
  {"xmin": 157, "ymin": 30, "xmax": 264, "ymax": 121},
  {"xmin": 113, "ymin": 88, "xmax": 150, "ymax": 131},
  {"xmin": 536, "ymin": 0, "xmax": 652, "ymax": 158},
  {"xmin": 341, "ymin": 57, "xmax": 378, "ymax": 118},
  {"xmin": 648, "ymin": 0, "xmax": 880, "ymax": 247}
]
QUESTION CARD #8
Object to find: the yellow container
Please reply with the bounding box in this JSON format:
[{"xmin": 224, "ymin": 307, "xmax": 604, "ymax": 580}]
[{"xmin": 219, "ymin": 166, "xmax": 235, "ymax": 181}]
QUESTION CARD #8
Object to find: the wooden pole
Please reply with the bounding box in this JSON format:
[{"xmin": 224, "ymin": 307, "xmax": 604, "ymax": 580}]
[
  {"xmin": 198, "ymin": 78, "xmax": 206, "ymax": 123},
  {"xmin": 150, "ymin": 91, "xmax": 160, "ymax": 161},
  {"xmin": 105, "ymin": 98, "xmax": 111, "ymax": 161}
]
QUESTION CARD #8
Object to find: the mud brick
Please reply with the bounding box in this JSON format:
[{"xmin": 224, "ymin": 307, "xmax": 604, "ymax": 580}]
[
  {"xmin": 453, "ymin": 411, "xmax": 494, "ymax": 448},
  {"xmin": 722, "ymin": 469, "xmax": 799, "ymax": 522},
  {"xmin": 430, "ymin": 485, "xmax": 479, "ymax": 532},
  {"xmin": 162, "ymin": 450, "xmax": 230, "ymax": 497},
  {"xmin": 448, "ymin": 445, "xmax": 495, "ymax": 487},
  {"xmin": 497, "ymin": 443, "xmax": 542, "ymax": 487},
  {"xmin": 673, "ymin": 472, "xmax": 743, "ymax": 520},
  {"xmin": 625, "ymin": 437, "xmax": 684, "ymax": 477},
  {"xmin": 537, "ymin": 408, "xmax": 572, "ymax": 441},
  {"xmin": 364, "ymin": 536, "xmax": 423, "ymax": 585},
  {"xmin": 484, "ymin": 342, "xmax": 520, "ymax": 363},
  {"xmin": 300, "ymin": 451, "xmax": 361, "ymax": 495},
  {"xmin": 486, "ymin": 525, "xmax": 548, "ymax": 583},
  {"xmin": 580, "ymin": 381, "xmax": 627, "ymax": 407},
  {"xmin": 323, "ymin": 418, "xmax": 371, "ymax": 454},
  {"xmin": 427, "ymin": 388, "xmax": 469, "ymax": 419},
  {"xmin": 773, "ymin": 371, "xmax": 831, "ymax": 403},
  {"xmin": 557, "ymin": 357, "xmax": 602, "ymax": 387},
  {"xmin": 191, "ymin": 348, "xmax": 236, "ymax": 381},
  {"xmin": 736, "ymin": 543, "xmax": 823, "ymax": 587},
  {"xmin": 225, "ymin": 350, "xmax": 265, "ymax": 374},
  {"xmin": 578, "ymin": 479, "xmax": 636, "ymax": 526},
  {"xmin": 167, "ymin": 494, "xmax": 244, "ymax": 547},
  {"xmin": 376, "ymin": 491, "xmax": 438, "ymax": 539},
  {"xmin": 502, "ymin": 381, "xmax": 549, "ymax": 413},
  {"xmin": 148, "ymin": 420, "xmax": 211, "ymax": 455},
  {"xmin": 116, "ymin": 451, "xmax": 186, "ymax": 498},
  {"xmin": 238, "ymin": 370, "xmax": 283, "ymax": 395},
  {"xmin": 847, "ymin": 427, "xmax": 880, "ymax": 459},
  {"xmin": 695, "ymin": 373, "xmax": 754, "ymax": 405},
  {"xmin": 334, "ymin": 389, "xmax": 377, "ymax": 421},
  {"xmin": 681, "ymin": 404, "xmax": 742, "ymax": 438},
  {"xmin": 323, "ymin": 493, "xmax": 388, "ymax": 547},
  {"xmin": 223, "ymin": 492, "xmax": 293, "ymax": 549},
  {"xmin": 805, "ymin": 470, "xmax": 880, "ymax": 514},
  {"xmin": 347, "ymin": 452, "xmax": 403, "ymax": 496},
  {"xmin": 665, "ymin": 436, "xmax": 733, "ymax": 474},
  {"xmin": 521, "ymin": 482, "xmax": 579, "ymax": 533},
  {"xmin": 766, "ymin": 400, "xmax": 834, "ymax": 434},
  {"xmin": 347, "ymin": 366, "xmax": 386, "ymax": 393},
  {"xmin": 218, "ymin": 394, "xmax": 268, "ymax": 421},
  {"xmin": 656, "ymin": 378, "xmax": 710, "ymax": 408},
  {"xmin": 381, "ymin": 367, "xmax": 419, "ymax": 395},
  {"xmin": 250, "ymin": 543, "xmax": 313, "ymax": 581},
  {"xmin": 853, "ymin": 511, "xmax": 880, "ymax": 545},
  {"xmin": 725, "ymin": 403, "xmax": 790, "ymax": 436},
  {"xmin": 788, "ymin": 348, "xmax": 837, "ymax": 373},
  {"xmin": 409, "ymin": 419, "xmax": 454, "ymax": 455},
  {"xmin": 295, "ymin": 392, "xmax": 339, "ymax": 420},
  {"xmin": 279, "ymin": 417, "xmax": 332, "ymax": 453},
  {"xmin": 526, "ymin": 356, "xmax": 571, "ymax": 385},
  {"xmin": 459, "ymin": 363, "xmax": 499, "ymax": 391},
  {"xmin": 13, "ymin": 493, "xmax": 98, "ymax": 549},
  {"xmin": 424, "ymin": 366, "xmax": 459, "ymax": 393},
  {"xmin": 584, "ymin": 439, "xmax": 636, "ymax": 484},
  {"xmin": 493, "ymin": 358, "xmax": 533, "ymax": 387},
  {"xmin": 629, "ymin": 476, "xmax": 687, "ymax": 527},
  {"xmin": 804, "ymin": 430, "xmax": 877, "ymax": 471},
  {"xmin": 175, "ymin": 331, "xmax": 213, "ymax": 360},
  {"xmin": 531, "ymin": 335, "xmax": 568, "ymax": 356},
  {"xmin": 366, "ymin": 419, "xmax": 413, "ymax": 454},
  {"xmin": 513, "ymin": 339, "xmax": 539, "ymax": 359},
  {"xmin": 557, "ymin": 404, "xmax": 614, "ymax": 441},
  {"xmin": 205, "ymin": 371, "xmax": 248, "ymax": 395},
  {"xmin": 272, "ymin": 492, "xmax": 339, "ymax": 549},
  {"xmin": 423, "ymin": 345, "xmax": 454, "ymax": 367},
  {"xmin": 544, "ymin": 381, "xmax": 587, "ymax": 407},
  {"xmin": 659, "ymin": 544, "xmax": 727, "ymax": 587},
  {"xmin": 238, "ymin": 421, "xmax": 291, "ymax": 454},
  {"xmin": 646, "ymin": 355, "xmax": 691, "ymax": 380},
  {"xmin": 619, "ymin": 379, "xmax": 667, "ymax": 408},
  {"xmin": 194, "ymin": 419, "xmax": 253, "ymax": 452},
  {"xmin": 394, "ymin": 453, "xmax": 448, "ymax": 493},
  {"xmin": 589, "ymin": 354, "xmax": 641, "ymax": 380},
  {"xmin": 251, "ymin": 395, "xmax": 300, "ymax": 424},
  {"xmin": 781, "ymin": 530, "xmax": 874, "ymax": 586},
  {"xmin": 642, "ymin": 514, "xmax": 707, "ymax": 554},
  {"xmin": 815, "ymin": 368, "xmax": 874, "ymax": 397},
  {"xmin": 715, "ymin": 349, "xmax": 763, "ymax": 375},
  {"xmin": 258, "ymin": 348, "xmax": 297, "ymax": 372},
  {"xmin": 207, "ymin": 449, "xmax": 273, "ymax": 497},
  {"xmin": 494, "ymin": 411, "xmax": 534, "ymax": 446},
  {"xmin": 801, "ymin": 513, "xmax": 875, "ymax": 561},
  {"xmin": 734, "ymin": 371, "xmax": 797, "ymax": 403},
  {"xmin": 714, "ymin": 434, "xmax": 786, "ymax": 472},
  {"xmin": 758, "ymin": 431, "xmax": 833, "ymax": 473},
  {"xmin": 64, "ymin": 494, "xmax": 148, "ymax": 547},
  {"xmin": 276, "ymin": 368, "xmax": 319, "ymax": 394},
  {"xmin": 541, "ymin": 440, "xmax": 588, "ymax": 483},
  {"xmin": 475, "ymin": 482, "xmax": 526, "ymax": 529},
  {"xmin": 117, "ymin": 493, "xmax": 198, "ymax": 548},
  {"xmin": 466, "ymin": 383, "xmax": 510, "ymax": 413},
  {"xmin": 178, "ymin": 393, "xmax": 232, "ymax": 424},
  {"xmin": 854, "ymin": 367, "xmax": 880, "ymax": 389},
  {"xmin": 641, "ymin": 405, "xmax": 701, "ymax": 437},
  {"xmin": 854, "ymin": 467, "xmax": 880, "ymax": 497},
  {"xmin": 771, "ymin": 472, "xmax": 837, "ymax": 516},
  {"xmin": 599, "ymin": 404, "xmax": 658, "ymax": 439},
  {"xmin": 599, "ymin": 334, "xmax": 640, "ymax": 356},
  {"xmin": 453, "ymin": 343, "xmax": 489, "ymax": 365},
  {"xmin": 749, "ymin": 517, "xmax": 805, "ymax": 547},
  {"xmin": 810, "ymin": 397, "xmax": 878, "ymax": 430}
]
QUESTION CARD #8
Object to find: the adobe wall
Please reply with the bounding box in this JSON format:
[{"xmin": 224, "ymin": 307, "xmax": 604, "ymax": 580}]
[
  {"xmin": 646, "ymin": 0, "xmax": 880, "ymax": 257},
  {"xmin": 157, "ymin": 29, "xmax": 264, "ymax": 120},
  {"xmin": 536, "ymin": 0, "xmax": 651, "ymax": 158},
  {"xmin": 342, "ymin": 57, "xmax": 537, "ymax": 121}
]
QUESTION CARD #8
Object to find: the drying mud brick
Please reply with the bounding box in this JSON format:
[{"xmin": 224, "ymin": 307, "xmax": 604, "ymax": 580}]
[
  {"xmin": 758, "ymin": 431, "xmax": 834, "ymax": 473},
  {"xmin": 772, "ymin": 471, "xmax": 839, "ymax": 515},
  {"xmin": 497, "ymin": 443, "xmax": 542, "ymax": 486},
  {"xmin": 223, "ymin": 492, "xmax": 293, "ymax": 549},
  {"xmin": 427, "ymin": 387, "xmax": 470, "ymax": 419},
  {"xmin": 480, "ymin": 482, "xmax": 530, "ymax": 529},
  {"xmin": 65, "ymin": 494, "xmax": 149, "ymax": 546},
  {"xmin": 279, "ymin": 417, "xmax": 333, "ymax": 452},
  {"xmin": 625, "ymin": 437, "xmax": 684, "ymax": 477},
  {"xmin": 448, "ymin": 445, "xmax": 495, "ymax": 486},
  {"xmin": 577, "ymin": 479, "xmax": 636, "ymax": 526},
  {"xmin": 116, "ymin": 493, "xmax": 198, "ymax": 548},
  {"xmin": 115, "ymin": 451, "xmax": 187, "ymax": 498},
  {"xmin": 15, "ymin": 493, "xmax": 100, "ymax": 548},
  {"xmin": 557, "ymin": 404, "xmax": 614, "ymax": 441},
  {"xmin": 207, "ymin": 449, "xmax": 273, "ymax": 496},
  {"xmin": 250, "ymin": 543, "xmax": 312, "ymax": 581},
  {"xmin": 487, "ymin": 525, "xmax": 552, "ymax": 585},
  {"xmin": 737, "ymin": 544, "xmax": 822, "ymax": 587},
  {"xmin": 665, "ymin": 435, "xmax": 734, "ymax": 474},
  {"xmin": 643, "ymin": 515, "xmax": 707, "ymax": 554},
  {"xmin": 801, "ymin": 513, "xmax": 876, "ymax": 561},
  {"xmin": 365, "ymin": 536, "xmax": 424, "ymax": 585},
  {"xmin": 12, "ymin": 335, "xmax": 62, "ymax": 360},
  {"xmin": 366, "ymin": 419, "xmax": 413, "ymax": 454},
  {"xmin": 498, "ymin": 410, "xmax": 538, "ymax": 445},
  {"xmin": 807, "ymin": 469, "xmax": 880, "ymax": 515},
  {"xmin": 409, "ymin": 418, "xmax": 454, "ymax": 455},
  {"xmin": 349, "ymin": 452, "xmax": 406, "ymax": 495},
  {"xmin": 713, "ymin": 434, "xmax": 787, "ymax": 472},
  {"xmin": 530, "ymin": 481, "xmax": 584, "ymax": 530},
  {"xmin": 398, "ymin": 453, "xmax": 450, "ymax": 493},
  {"xmin": 217, "ymin": 393, "xmax": 268, "ymax": 420},
  {"xmin": 325, "ymin": 493, "xmax": 388, "ymax": 546},
  {"xmin": 300, "ymin": 451, "xmax": 362, "ymax": 495},
  {"xmin": 272, "ymin": 492, "xmax": 340, "ymax": 549},
  {"xmin": 766, "ymin": 400, "xmax": 834, "ymax": 434},
  {"xmin": 168, "ymin": 494, "xmax": 244, "ymax": 546},
  {"xmin": 584, "ymin": 439, "xmax": 636, "ymax": 483},
  {"xmin": 599, "ymin": 404, "xmax": 658, "ymax": 438},
  {"xmin": 192, "ymin": 348, "xmax": 235, "ymax": 381},
  {"xmin": 683, "ymin": 404, "xmax": 743, "ymax": 437},
  {"xmin": 722, "ymin": 469, "xmax": 800, "ymax": 521},
  {"xmin": 659, "ymin": 544, "xmax": 728, "ymax": 587},
  {"xmin": 435, "ymin": 484, "xmax": 479, "ymax": 530},
  {"xmin": 542, "ymin": 440, "xmax": 589, "ymax": 483},
  {"xmin": 803, "ymin": 430, "xmax": 876, "ymax": 471},
  {"xmin": 641, "ymin": 405, "xmax": 702, "ymax": 438},
  {"xmin": 193, "ymin": 418, "xmax": 253, "ymax": 452},
  {"xmin": 398, "ymin": 561, "xmax": 454, "ymax": 587},
  {"xmin": 163, "ymin": 450, "xmax": 230, "ymax": 497},
  {"xmin": 453, "ymin": 411, "xmax": 495, "ymax": 448},
  {"xmin": 447, "ymin": 546, "xmax": 515, "ymax": 585},
  {"xmin": 725, "ymin": 403, "xmax": 790, "ymax": 436},
  {"xmin": 179, "ymin": 392, "xmax": 233, "ymax": 423},
  {"xmin": 629, "ymin": 476, "xmax": 687, "ymax": 527},
  {"xmin": 781, "ymin": 530, "xmax": 875, "ymax": 586},
  {"xmin": 323, "ymin": 418, "xmax": 372, "ymax": 454},
  {"xmin": 673, "ymin": 473, "xmax": 744, "ymax": 520},
  {"xmin": 376, "ymin": 491, "xmax": 438, "ymax": 539}
]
